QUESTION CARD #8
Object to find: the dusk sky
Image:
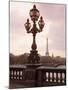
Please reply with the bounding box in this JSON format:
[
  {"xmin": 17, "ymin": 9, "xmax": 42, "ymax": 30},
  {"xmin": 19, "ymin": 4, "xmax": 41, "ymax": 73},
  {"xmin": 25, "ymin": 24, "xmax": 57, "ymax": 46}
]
[{"xmin": 10, "ymin": 2, "xmax": 66, "ymax": 57}]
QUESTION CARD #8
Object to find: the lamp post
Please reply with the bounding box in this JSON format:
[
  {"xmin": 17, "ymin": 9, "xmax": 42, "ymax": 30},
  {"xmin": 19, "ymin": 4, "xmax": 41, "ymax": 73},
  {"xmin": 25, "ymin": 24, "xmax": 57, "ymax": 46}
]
[{"xmin": 24, "ymin": 5, "xmax": 45, "ymax": 64}]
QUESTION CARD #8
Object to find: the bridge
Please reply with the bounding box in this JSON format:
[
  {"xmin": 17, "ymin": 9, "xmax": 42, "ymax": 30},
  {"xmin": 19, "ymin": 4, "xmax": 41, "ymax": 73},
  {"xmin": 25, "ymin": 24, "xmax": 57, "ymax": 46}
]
[{"xmin": 9, "ymin": 65, "xmax": 66, "ymax": 89}]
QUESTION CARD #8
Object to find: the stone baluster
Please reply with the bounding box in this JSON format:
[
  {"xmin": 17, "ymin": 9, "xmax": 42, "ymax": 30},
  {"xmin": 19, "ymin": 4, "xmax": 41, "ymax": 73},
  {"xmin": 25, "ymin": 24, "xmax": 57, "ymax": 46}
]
[
  {"xmin": 48, "ymin": 72, "xmax": 50, "ymax": 82},
  {"xmin": 52, "ymin": 72, "xmax": 54, "ymax": 82},
  {"xmin": 60, "ymin": 72, "xmax": 62, "ymax": 83}
]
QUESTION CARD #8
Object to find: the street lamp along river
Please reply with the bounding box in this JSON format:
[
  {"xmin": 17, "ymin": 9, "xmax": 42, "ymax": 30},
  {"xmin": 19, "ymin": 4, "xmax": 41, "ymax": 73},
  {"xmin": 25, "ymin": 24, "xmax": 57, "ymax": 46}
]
[{"xmin": 24, "ymin": 5, "xmax": 45, "ymax": 64}]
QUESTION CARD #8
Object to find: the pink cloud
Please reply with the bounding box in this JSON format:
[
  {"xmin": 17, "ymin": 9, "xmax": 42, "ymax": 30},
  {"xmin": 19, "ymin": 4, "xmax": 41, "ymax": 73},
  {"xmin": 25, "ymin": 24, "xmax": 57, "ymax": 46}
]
[{"xmin": 10, "ymin": 2, "xmax": 66, "ymax": 57}]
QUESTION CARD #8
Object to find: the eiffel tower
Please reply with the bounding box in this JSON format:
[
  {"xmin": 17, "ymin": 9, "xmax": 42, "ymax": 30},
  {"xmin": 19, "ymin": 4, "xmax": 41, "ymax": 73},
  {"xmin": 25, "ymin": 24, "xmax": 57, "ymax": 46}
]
[{"xmin": 45, "ymin": 38, "xmax": 49, "ymax": 56}]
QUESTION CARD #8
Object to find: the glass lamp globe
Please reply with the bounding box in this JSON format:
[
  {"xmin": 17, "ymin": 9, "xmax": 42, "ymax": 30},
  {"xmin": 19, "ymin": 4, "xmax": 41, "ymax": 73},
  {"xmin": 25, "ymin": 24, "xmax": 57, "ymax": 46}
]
[
  {"xmin": 38, "ymin": 16, "xmax": 45, "ymax": 31},
  {"xmin": 29, "ymin": 5, "xmax": 40, "ymax": 22},
  {"xmin": 24, "ymin": 19, "xmax": 31, "ymax": 32}
]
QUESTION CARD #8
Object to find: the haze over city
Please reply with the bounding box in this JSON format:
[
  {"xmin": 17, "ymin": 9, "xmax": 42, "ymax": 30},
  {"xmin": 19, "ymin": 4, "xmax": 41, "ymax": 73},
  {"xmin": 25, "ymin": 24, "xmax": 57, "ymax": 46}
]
[{"xmin": 10, "ymin": 2, "xmax": 66, "ymax": 57}]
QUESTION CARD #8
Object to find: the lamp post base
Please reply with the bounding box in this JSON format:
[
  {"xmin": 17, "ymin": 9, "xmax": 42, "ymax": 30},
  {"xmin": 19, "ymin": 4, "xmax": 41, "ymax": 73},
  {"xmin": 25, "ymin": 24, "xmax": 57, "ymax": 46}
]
[
  {"xmin": 28, "ymin": 50, "xmax": 40, "ymax": 64},
  {"xmin": 26, "ymin": 63, "xmax": 42, "ymax": 69}
]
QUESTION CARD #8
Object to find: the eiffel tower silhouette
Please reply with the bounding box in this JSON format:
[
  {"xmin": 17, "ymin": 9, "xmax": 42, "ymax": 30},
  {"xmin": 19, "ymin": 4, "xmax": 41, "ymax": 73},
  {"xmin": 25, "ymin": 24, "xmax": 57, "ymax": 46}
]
[{"xmin": 45, "ymin": 38, "xmax": 49, "ymax": 56}]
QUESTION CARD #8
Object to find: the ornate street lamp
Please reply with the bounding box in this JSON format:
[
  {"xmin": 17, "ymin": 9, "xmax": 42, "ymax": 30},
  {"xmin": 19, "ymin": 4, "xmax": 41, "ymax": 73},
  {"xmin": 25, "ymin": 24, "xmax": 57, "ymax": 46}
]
[{"xmin": 24, "ymin": 5, "xmax": 45, "ymax": 64}]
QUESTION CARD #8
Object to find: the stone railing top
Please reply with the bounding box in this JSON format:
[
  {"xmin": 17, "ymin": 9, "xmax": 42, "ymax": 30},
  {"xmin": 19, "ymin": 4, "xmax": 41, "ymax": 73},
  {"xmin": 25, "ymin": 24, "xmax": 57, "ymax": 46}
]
[
  {"xmin": 9, "ymin": 65, "xmax": 66, "ymax": 70},
  {"xmin": 37, "ymin": 65, "xmax": 66, "ymax": 70},
  {"xmin": 10, "ymin": 65, "xmax": 26, "ymax": 68}
]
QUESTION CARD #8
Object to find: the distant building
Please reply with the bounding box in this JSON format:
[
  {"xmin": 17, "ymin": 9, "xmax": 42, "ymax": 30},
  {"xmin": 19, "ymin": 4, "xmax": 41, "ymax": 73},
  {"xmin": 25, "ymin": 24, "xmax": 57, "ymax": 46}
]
[
  {"xmin": 52, "ymin": 53, "xmax": 54, "ymax": 59},
  {"xmin": 24, "ymin": 53, "xmax": 29, "ymax": 56}
]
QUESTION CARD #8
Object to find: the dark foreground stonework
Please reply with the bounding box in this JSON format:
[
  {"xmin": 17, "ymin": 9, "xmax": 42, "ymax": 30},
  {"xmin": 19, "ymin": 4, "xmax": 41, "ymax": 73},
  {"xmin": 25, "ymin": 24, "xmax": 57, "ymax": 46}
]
[{"xmin": 9, "ymin": 65, "xmax": 66, "ymax": 89}]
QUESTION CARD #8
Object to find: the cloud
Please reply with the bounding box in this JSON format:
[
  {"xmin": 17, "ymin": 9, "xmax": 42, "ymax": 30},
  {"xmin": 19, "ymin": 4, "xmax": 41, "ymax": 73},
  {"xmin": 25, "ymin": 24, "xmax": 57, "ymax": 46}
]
[{"xmin": 10, "ymin": 2, "xmax": 66, "ymax": 57}]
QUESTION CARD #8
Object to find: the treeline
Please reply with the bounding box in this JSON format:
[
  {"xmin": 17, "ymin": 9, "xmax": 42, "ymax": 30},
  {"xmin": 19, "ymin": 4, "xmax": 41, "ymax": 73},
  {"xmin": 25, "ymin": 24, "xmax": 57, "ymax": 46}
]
[
  {"xmin": 9, "ymin": 53, "xmax": 66, "ymax": 66},
  {"xmin": 40, "ymin": 56, "xmax": 66, "ymax": 66},
  {"xmin": 9, "ymin": 53, "xmax": 28, "ymax": 65}
]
